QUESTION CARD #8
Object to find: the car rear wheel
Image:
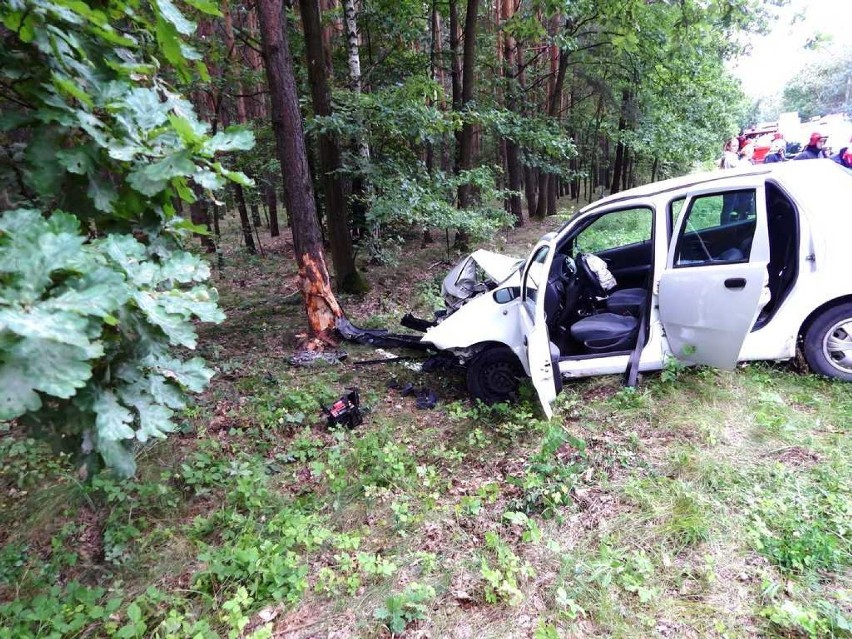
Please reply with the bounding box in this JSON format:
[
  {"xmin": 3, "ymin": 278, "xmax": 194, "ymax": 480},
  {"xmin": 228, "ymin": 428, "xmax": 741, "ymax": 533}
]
[
  {"xmin": 466, "ymin": 346, "xmax": 524, "ymax": 404},
  {"xmin": 803, "ymin": 303, "xmax": 852, "ymax": 381}
]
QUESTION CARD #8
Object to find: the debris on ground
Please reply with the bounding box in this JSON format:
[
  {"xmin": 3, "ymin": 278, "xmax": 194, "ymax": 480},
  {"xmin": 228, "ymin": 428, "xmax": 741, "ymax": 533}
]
[
  {"xmin": 387, "ymin": 379, "xmax": 438, "ymax": 410},
  {"xmin": 321, "ymin": 388, "xmax": 363, "ymax": 428}
]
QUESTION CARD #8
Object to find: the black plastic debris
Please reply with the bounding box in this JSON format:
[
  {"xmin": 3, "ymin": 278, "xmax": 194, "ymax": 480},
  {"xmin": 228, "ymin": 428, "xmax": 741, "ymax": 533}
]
[
  {"xmin": 421, "ymin": 352, "xmax": 459, "ymax": 372},
  {"xmin": 386, "ymin": 380, "xmax": 438, "ymax": 410},
  {"xmin": 336, "ymin": 317, "xmax": 433, "ymax": 351},
  {"xmin": 322, "ymin": 388, "xmax": 363, "ymax": 428},
  {"xmin": 400, "ymin": 313, "xmax": 437, "ymax": 332},
  {"xmin": 415, "ymin": 388, "xmax": 437, "ymax": 410}
]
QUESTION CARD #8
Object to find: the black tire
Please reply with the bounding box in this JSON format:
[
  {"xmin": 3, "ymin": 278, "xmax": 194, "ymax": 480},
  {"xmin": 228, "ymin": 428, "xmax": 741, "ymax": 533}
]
[
  {"xmin": 466, "ymin": 346, "xmax": 525, "ymax": 404},
  {"xmin": 803, "ymin": 303, "xmax": 852, "ymax": 382}
]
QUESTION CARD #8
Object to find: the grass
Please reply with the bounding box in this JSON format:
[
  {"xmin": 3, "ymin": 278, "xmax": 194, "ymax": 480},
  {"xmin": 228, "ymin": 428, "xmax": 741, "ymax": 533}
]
[{"xmin": 2, "ymin": 211, "xmax": 852, "ymax": 638}]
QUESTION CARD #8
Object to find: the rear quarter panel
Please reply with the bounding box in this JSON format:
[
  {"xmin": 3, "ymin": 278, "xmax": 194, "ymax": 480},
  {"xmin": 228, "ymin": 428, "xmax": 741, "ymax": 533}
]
[{"xmin": 740, "ymin": 163, "xmax": 852, "ymax": 360}]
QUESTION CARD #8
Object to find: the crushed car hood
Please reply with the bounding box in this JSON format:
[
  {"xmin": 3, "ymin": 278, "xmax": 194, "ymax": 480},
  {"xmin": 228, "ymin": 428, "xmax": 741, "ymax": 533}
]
[{"xmin": 441, "ymin": 249, "xmax": 523, "ymax": 312}]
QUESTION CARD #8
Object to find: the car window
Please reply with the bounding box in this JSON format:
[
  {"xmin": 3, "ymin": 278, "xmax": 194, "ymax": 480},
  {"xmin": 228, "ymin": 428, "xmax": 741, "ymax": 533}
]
[
  {"xmin": 674, "ymin": 190, "xmax": 757, "ymax": 267},
  {"xmin": 574, "ymin": 207, "xmax": 652, "ymax": 255},
  {"xmin": 668, "ymin": 197, "xmax": 685, "ymax": 241},
  {"xmin": 523, "ymin": 246, "xmax": 549, "ymax": 302}
]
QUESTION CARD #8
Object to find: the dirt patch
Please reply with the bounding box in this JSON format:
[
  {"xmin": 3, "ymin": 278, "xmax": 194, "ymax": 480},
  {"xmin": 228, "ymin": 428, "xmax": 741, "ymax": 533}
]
[
  {"xmin": 776, "ymin": 445, "xmax": 822, "ymax": 467},
  {"xmin": 572, "ymin": 487, "xmax": 620, "ymax": 531}
]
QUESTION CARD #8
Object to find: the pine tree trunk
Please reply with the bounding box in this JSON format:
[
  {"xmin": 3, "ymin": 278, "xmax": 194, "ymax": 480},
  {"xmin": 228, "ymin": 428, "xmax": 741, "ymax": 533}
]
[
  {"xmin": 500, "ymin": 0, "xmax": 523, "ymax": 226},
  {"xmin": 449, "ymin": 0, "xmax": 462, "ymax": 113},
  {"xmin": 233, "ymin": 183, "xmax": 256, "ymax": 254},
  {"xmin": 189, "ymin": 197, "xmax": 215, "ymax": 252},
  {"xmin": 455, "ymin": 0, "xmax": 480, "ymax": 211},
  {"xmin": 256, "ymin": 0, "xmax": 344, "ymax": 341},
  {"xmin": 610, "ymin": 89, "xmax": 629, "ymax": 195},
  {"xmin": 265, "ymin": 179, "xmax": 280, "ymax": 237},
  {"xmin": 524, "ymin": 165, "xmax": 538, "ymax": 218},
  {"xmin": 299, "ymin": 0, "xmax": 365, "ymax": 293},
  {"xmin": 536, "ymin": 46, "xmax": 568, "ymax": 217}
]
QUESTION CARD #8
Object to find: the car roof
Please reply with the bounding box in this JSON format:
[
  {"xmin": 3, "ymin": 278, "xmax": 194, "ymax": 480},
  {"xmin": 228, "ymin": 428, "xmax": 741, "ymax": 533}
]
[{"xmin": 578, "ymin": 161, "xmax": 850, "ymax": 215}]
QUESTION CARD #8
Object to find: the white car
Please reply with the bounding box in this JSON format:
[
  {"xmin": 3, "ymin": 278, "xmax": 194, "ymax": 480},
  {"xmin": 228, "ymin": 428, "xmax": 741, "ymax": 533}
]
[{"xmin": 422, "ymin": 161, "xmax": 852, "ymax": 417}]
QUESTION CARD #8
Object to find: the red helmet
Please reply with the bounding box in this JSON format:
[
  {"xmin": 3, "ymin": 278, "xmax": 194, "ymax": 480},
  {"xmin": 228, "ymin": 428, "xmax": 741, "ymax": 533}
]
[{"xmin": 809, "ymin": 131, "xmax": 825, "ymax": 145}]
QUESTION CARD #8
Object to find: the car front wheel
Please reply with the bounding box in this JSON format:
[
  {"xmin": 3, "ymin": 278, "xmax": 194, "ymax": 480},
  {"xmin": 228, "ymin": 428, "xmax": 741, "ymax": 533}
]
[
  {"xmin": 466, "ymin": 346, "xmax": 524, "ymax": 404},
  {"xmin": 803, "ymin": 303, "xmax": 852, "ymax": 381}
]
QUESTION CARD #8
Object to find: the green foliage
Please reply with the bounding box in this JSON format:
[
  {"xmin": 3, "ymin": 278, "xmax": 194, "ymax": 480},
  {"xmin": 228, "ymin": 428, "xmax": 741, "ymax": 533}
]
[
  {"xmin": 374, "ymin": 583, "xmax": 435, "ymax": 635},
  {"xmin": 1, "ymin": 209, "xmax": 222, "ymax": 476},
  {"xmin": 0, "ymin": 582, "xmax": 123, "ymax": 639},
  {"xmin": 781, "ymin": 49, "xmax": 852, "ymax": 120},
  {"xmin": 479, "ymin": 531, "xmax": 534, "ymax": 605},
  {"xmin": 0, "ymin": 0, "xmax": 251, "ymax": 476},
  {"xmin": 761, "ymin": 599, "xmax": 852, "ymax": 639},
  {"xmin": 747, "ymin": 464, "xmax": 851, "ymax": 575},
  {"xmin": 506, "ymin": 425, "xmax": 586, "ymax": 517}
]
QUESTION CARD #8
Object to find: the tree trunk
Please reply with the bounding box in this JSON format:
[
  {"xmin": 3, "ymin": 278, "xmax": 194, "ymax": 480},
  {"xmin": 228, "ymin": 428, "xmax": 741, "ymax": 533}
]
[
  {"xmin": 257, "ymin": 0, "xmax": 343, "ymax": 341},
  {"xmin": 610, "ymin": 89, "xmax": 630, "ymax": 195},
  {"xmin": 455, "ymin": 0, "xmax": 480, "ymax": 210},
  {"xmin": 233, "ymin": 183, "xmax": 256, "ymax": 253},
  {"xmin": 343, "ymin": 0, "xmax": 373, "ymax": 247},
  {"xmin": 189, "ymin": 197, "xmax": 215, "ymax": 252},
  {"xmin": 299, "ymin": 0, "xmax": 366, "ymax": 292},
  {"xmin": 536, "ymin": 46, "xmax": 569, "ymax": 218},
  {"xmin": 449, "ymin": 0, "xmax": 462, "ymax": 113},
  {"xmin": 524, "ymin": 165, "xmax": 538, "ymax": 218},
  {"xmin": 265, "ymin": 178, "xmax": 280, "ymax": 237},
  {"xmin": 250, "ymin": 202, "xmax": 261, "ymax": 227},
  {"xmin": 500, "ymin": 0, "xmax": 523, "ymax": 226}
]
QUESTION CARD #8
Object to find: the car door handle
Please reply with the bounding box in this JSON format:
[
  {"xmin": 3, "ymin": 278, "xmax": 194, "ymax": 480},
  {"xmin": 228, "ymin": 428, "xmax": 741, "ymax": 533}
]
[{"xmin": 724, "ymin": 278, "xmax": 747, "ymax": 290}]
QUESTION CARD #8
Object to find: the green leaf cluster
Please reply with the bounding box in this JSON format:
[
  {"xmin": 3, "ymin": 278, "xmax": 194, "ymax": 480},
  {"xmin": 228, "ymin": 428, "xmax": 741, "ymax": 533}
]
[
  {"xmin": 0, "ymin": 0, "xmax": 249, "ymax": 476},
  {"xmin": 0, "ymin": 209, "xmax": 222, "ymax": 476}
]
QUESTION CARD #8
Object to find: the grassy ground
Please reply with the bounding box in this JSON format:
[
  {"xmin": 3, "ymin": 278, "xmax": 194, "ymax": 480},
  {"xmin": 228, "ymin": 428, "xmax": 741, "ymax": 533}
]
[{"xmin": 1, "ymin": 209, "xmax": 851, "ymax": 639}]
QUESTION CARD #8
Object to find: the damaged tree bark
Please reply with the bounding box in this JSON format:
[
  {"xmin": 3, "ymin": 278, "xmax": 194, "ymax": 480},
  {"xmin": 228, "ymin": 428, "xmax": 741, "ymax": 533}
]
[{"xmin": 257, "ymin": 0, "xmax": 343, "ymax": 342}]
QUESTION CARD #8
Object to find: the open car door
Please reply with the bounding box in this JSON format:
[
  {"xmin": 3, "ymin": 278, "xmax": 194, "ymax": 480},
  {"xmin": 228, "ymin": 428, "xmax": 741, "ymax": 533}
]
[
  {"xmin": 658, "ymin": 188, "xmax": 769, "ymax": 368},
  {"xmin": 519, "ymin": 237, "xmax": 559, "ymax": 418}
]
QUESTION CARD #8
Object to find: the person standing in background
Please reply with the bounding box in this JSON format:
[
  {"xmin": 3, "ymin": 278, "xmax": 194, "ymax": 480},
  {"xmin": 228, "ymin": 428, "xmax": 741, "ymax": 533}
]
[
  {"xmin": 795, "ymin": 132, "xmax": 829, "ymax": 160},
  {"xmin": 764, "ymin": 138, "xmax": 786, "ymax": 163},
  {"xmin": 720, "ymin": 137, "xmax": 740, "ymax": 168}
]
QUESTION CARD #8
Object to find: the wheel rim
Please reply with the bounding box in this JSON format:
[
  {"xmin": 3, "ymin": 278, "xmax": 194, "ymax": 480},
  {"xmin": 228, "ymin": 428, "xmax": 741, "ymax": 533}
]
[
  {"xmin": 822, "ymin": 318, "xmax": 852, "ymax": 374},
  {"xmin": 481, "ymin": 359, "xmax": 520, "ymax": 398}
]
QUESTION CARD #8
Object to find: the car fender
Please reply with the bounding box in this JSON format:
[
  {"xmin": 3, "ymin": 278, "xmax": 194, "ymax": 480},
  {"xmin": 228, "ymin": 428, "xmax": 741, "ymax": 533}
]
[{"xmin": 421, "ymin": 291, "xmax": 529, "ymax": 373}]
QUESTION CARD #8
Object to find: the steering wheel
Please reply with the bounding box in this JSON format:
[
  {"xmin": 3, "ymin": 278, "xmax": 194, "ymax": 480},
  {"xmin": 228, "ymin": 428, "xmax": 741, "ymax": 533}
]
[
  {"xmin": 576, "ymin": 253, "xmax": 616, "ymax": 298},
  {"xmin": 557, "ymin": 255, "xmax": 577, "ymax": 284}
]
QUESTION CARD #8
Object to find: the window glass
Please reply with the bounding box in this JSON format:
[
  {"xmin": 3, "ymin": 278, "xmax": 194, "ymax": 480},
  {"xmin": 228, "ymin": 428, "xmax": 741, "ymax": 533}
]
[
  {"xmin": 674, "ymin": 190, "xmax": 757, "ymax": 267},
  {"xmin": 668, "ymin": 197, "xmax": 685, "ymax": 240},
  {"xmin": 523, "ymin": 246, "xmax": 549, "ymax": 301},
  {"xmin": 574, "ymin": 207, "xmax": 653, "ymax": 255}
]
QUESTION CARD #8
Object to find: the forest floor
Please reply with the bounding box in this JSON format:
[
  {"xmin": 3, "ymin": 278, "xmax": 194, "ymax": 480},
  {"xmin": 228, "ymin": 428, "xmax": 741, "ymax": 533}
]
[{"xmin": 1, "ymin": 205, "xmax": 851, "ymax": 639}]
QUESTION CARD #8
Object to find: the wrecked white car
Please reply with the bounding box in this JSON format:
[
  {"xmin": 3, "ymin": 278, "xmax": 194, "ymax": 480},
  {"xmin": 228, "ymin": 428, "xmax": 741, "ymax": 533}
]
[{"xmin": 420, "ymin": 161, "xmax": 852, "ymax": 417}]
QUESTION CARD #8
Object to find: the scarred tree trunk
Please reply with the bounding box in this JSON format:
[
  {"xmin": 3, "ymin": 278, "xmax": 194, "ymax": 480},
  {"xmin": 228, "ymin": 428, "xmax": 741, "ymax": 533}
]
[
  {"xmin": 257, "ymin": 0, "xmax": 343, "ymax": 341},
  {"xmin": 299, "ymin": 0, "xmax": 365, "ymax": 293}
]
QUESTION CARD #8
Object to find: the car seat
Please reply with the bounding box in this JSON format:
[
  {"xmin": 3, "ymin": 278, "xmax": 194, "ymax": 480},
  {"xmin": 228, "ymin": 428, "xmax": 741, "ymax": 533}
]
[
  {"xmin": 569, "ymin": 312, "xmax": 638, "ymax": 352},
  {"xmin": 606, "ymin": 288, "xmax": 645, "ymax": 315}
]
